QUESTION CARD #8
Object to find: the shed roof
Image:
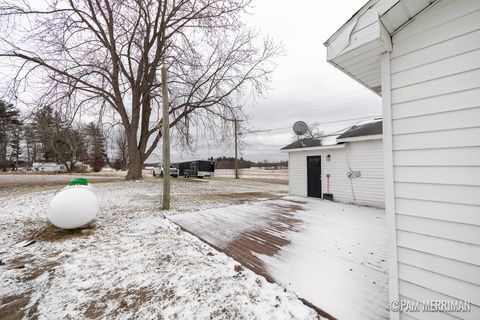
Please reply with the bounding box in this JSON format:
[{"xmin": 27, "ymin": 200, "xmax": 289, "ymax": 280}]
[
  {"xmin": 281, "ymin": 120, "xmax": 383, "ymax": 151},
  {"xmin": 337, "ymin": 120, "xmax": 383, "ymax": 139},
  {"xmin": 324, "ymin": 0, "xmax": 436, "ymax": 95},
  {"xmin": 281, "ymin": 138, "xmax": 325, "ymax": 150}
]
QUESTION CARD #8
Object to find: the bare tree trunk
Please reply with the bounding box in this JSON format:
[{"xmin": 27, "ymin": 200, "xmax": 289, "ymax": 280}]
[
  {"xmin": 126, "ymin": 133, "xmax": 143, "ymax": 180},
  {"xmin": 63, "ymin": 161, "xmax": 72, "ymax": 173},
  {"xmin": 26, "ymin": 140, "xmax": 30, "ymax": 165}
]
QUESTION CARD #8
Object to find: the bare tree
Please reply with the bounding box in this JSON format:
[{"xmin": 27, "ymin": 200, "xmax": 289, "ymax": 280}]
[
  {"xmin": 304, "ymin": 122, "xmax": 324, "ymax": 139},
  {"xmin": 24, "ymin": 123, "xmax": 41, "ymax": 166},
  {"xmin": 0, "ymin": 99, "xmax": 21, "ymax": 171},
  {"xmin": 114, "ymin": 127, "xmax": 129, "ymax": 171},
  {"xmin": 0, "ymin": 0, "xmax": 281, "ymax": 179},
  {"xmin": 32, "ymin": 105, "xmax": 86, "ymax": 172},
  {"xmin": 84, "ymin": 122, "xmax": 107, "ymax": 172}
]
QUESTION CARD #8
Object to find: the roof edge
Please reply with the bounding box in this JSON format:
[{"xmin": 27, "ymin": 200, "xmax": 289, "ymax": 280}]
[
  {"xmin": 281, "ymin": 144, "xmax": 345, "ymax": 153},
  {"xmin": 323, "ymin": 0, "xmax": 380, "ymax": 46},
  {"xmin": 336, "ymin": 134, "xmax": 383, "ymax": 143}
]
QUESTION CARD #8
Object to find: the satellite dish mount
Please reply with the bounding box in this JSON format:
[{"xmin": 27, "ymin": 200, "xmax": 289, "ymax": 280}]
[{"xmin": 293, "ymin": 121, "xmax": 308, "ymax": 147}]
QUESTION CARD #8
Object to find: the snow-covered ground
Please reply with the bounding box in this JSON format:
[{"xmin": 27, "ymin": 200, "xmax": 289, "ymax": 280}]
[
  {"xmin": 260, "ymin": 197, "xmax": 388, "ymax": 320},
  {"xmin": 171, "ymin": 196, "xmax": 389, "ymax": 319},
  {"xmin": 0, "ymin": 177, "xmax": 318, "ymax": 319},
  {"xmin": 0, "ymin": 173, "xmax": 125, "ymax": 197}
]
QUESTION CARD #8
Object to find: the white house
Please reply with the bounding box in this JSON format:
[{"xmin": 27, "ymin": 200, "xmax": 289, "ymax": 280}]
[
  {"xmin": 325, "ymin": 0, "xmax": 480, "ymax": 319},
  {"xmin": 282, "ymin": 120, "xmax": 384, "ymax": 208}
]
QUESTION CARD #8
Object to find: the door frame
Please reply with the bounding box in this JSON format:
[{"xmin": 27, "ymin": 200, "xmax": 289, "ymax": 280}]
[{"xmin": 306, "ymin": 155, "xmax": 322, "ymax": 198}]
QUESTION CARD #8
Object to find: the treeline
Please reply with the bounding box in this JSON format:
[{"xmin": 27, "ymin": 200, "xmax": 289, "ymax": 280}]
[
  {"xmin": 0, "ymin": 101, "xmax": 108, "ymax": 172},
  {"xmin": 212, "ymin": 156, "xmax": 288, "ymax": 169}
]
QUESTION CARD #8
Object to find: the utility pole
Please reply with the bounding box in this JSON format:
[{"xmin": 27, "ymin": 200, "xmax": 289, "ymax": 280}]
[
  {"xmin": 234, "ymin": 119, "xmax": 239, "ymax": 179},
  {"xmin": 161, "ymin": 65, "xmax": 171, "ymax": 210}
]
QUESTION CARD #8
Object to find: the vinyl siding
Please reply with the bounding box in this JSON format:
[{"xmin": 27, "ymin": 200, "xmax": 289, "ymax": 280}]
[
  {"xmin": 347, "ymin": 140, "xmax": 385, "ymax": 206},
  {"xmin": 389, "ymin": 0, "xmax": 480, "ymax": 318},
  {"xmin": 287, "ymin": 139, "xmax": 385, "ymax": 207}
]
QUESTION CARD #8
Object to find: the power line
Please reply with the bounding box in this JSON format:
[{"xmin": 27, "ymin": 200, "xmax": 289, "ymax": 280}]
[
  {"xmin": 241, "ymin": 114, "xmax": 382, "ymax": 135},
  {"xmin": 260, "ymin": 90, "xmax": 374, "ymax": 114},
  {"xmin": 253, "ymin": 92, "xmax": 379, "ymax": 122}
]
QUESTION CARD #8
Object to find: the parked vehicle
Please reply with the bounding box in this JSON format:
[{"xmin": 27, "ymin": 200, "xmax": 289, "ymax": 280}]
[
  {"xmin": 152, "ymin": 164, "xmax": 179, "ymax": 178},
  {"xmin": 177, "ymin": 160, "xmax": 215, "ymax": 178}
]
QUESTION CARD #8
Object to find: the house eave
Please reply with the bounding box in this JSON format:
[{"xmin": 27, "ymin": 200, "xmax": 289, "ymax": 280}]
[
  {"xmin": 323, "ymin": 0, "xmax": 399, "ymax": 47},
  {"xmin": 324, "ymin": 0, "xmax": 436, "ymax": 94},
  {"xmin": 326, "ymin": 59, "xmax": 383, "ymax": 96},
  {"xmin": 281, "ymin": 144, "xmax": 346, "ymax": 153},
  {"xmin": 325, "ymin": 9, "xmax": 392, "ymax": 95},
  {"xmin": 336, "ymin": 134, "xmax": 383, "ymax": 143}
]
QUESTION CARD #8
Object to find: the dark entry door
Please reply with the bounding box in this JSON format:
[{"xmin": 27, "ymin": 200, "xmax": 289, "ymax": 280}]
[{"xmin": 307, "ymin": 156, "xmax": 322, "ymax": 198}]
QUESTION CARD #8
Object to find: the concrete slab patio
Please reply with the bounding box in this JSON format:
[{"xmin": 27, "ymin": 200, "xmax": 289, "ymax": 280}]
[{"xmin": 169, "ymin": 196, "xmax": 389, "ymax": 319}]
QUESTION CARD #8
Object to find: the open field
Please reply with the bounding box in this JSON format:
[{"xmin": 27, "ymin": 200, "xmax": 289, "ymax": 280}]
[
  {"xmin": 0, "ymin": 173, "xmax": 126, "ymax": 196},
  {"xmin": 214, "ymin": 168, "xmax": 288, "ymax": 182},
  {"xmin": 0, "ymin": 175, "xmax": 320, "ymax": 319}
]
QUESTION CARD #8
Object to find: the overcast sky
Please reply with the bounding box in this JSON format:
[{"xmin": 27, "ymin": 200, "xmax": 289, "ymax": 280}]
[
  {"xmin": 2, "ymin": 0, "xmax": 382, "ymax": 164},
  {"xmin": 171, "ymin": 0, "xmax": 382, "ymax": 163}
]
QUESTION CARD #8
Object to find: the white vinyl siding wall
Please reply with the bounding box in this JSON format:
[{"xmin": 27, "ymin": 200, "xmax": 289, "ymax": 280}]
[
  {"xmin": 288, "ymin": 139, "xmax": 385, "ymax": 207},
  {"xmin": 347, "ymin": 140, "xmax": 385, "ymax": 206},
  {"xmin": 288, "ymin": 147, "xmax": 349, "ymax": 201},
  {"xmin": 389, "ymin": 0, "xmax": 480, "ymax": 318}
]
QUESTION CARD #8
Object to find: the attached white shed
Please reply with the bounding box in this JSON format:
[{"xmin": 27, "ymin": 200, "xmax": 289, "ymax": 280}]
[
  {"xmin": 325, "ymin": 0, "xmax": 480, "ymax": 319},
  {"xmin": 282, "ymin": 121, "xmax": 384, "ymax": 208}
]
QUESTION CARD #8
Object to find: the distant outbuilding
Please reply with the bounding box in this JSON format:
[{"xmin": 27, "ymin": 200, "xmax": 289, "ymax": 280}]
[{"xmin": 282, "ymin": 120, "xmax": 384, "ymax": 208}]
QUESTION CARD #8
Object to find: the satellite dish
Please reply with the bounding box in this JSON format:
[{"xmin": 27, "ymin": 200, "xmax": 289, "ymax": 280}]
[{"xmin": 293, "ymin": 121, "xmax": 308, "ymax": 136}]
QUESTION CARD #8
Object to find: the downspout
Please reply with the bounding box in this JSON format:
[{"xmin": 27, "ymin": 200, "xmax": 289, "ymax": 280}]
[{"xmin": 381, "ymin": 51, "xmax": 400, "ymax": 320}]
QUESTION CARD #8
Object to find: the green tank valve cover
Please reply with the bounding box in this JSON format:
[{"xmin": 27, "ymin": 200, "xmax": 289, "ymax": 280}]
[{"xmin": 68, "ymin": 177, "xmax": 89, "ymax": 186}]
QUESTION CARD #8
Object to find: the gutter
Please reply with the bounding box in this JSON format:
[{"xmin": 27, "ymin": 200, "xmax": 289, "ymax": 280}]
[
  {"xmin": 336, "ymin": 134, "xmax": 383, "ymax": 143},
  {"xmin": 281, "ymin": 144, "xmax": 346, "ymax": 153}
]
